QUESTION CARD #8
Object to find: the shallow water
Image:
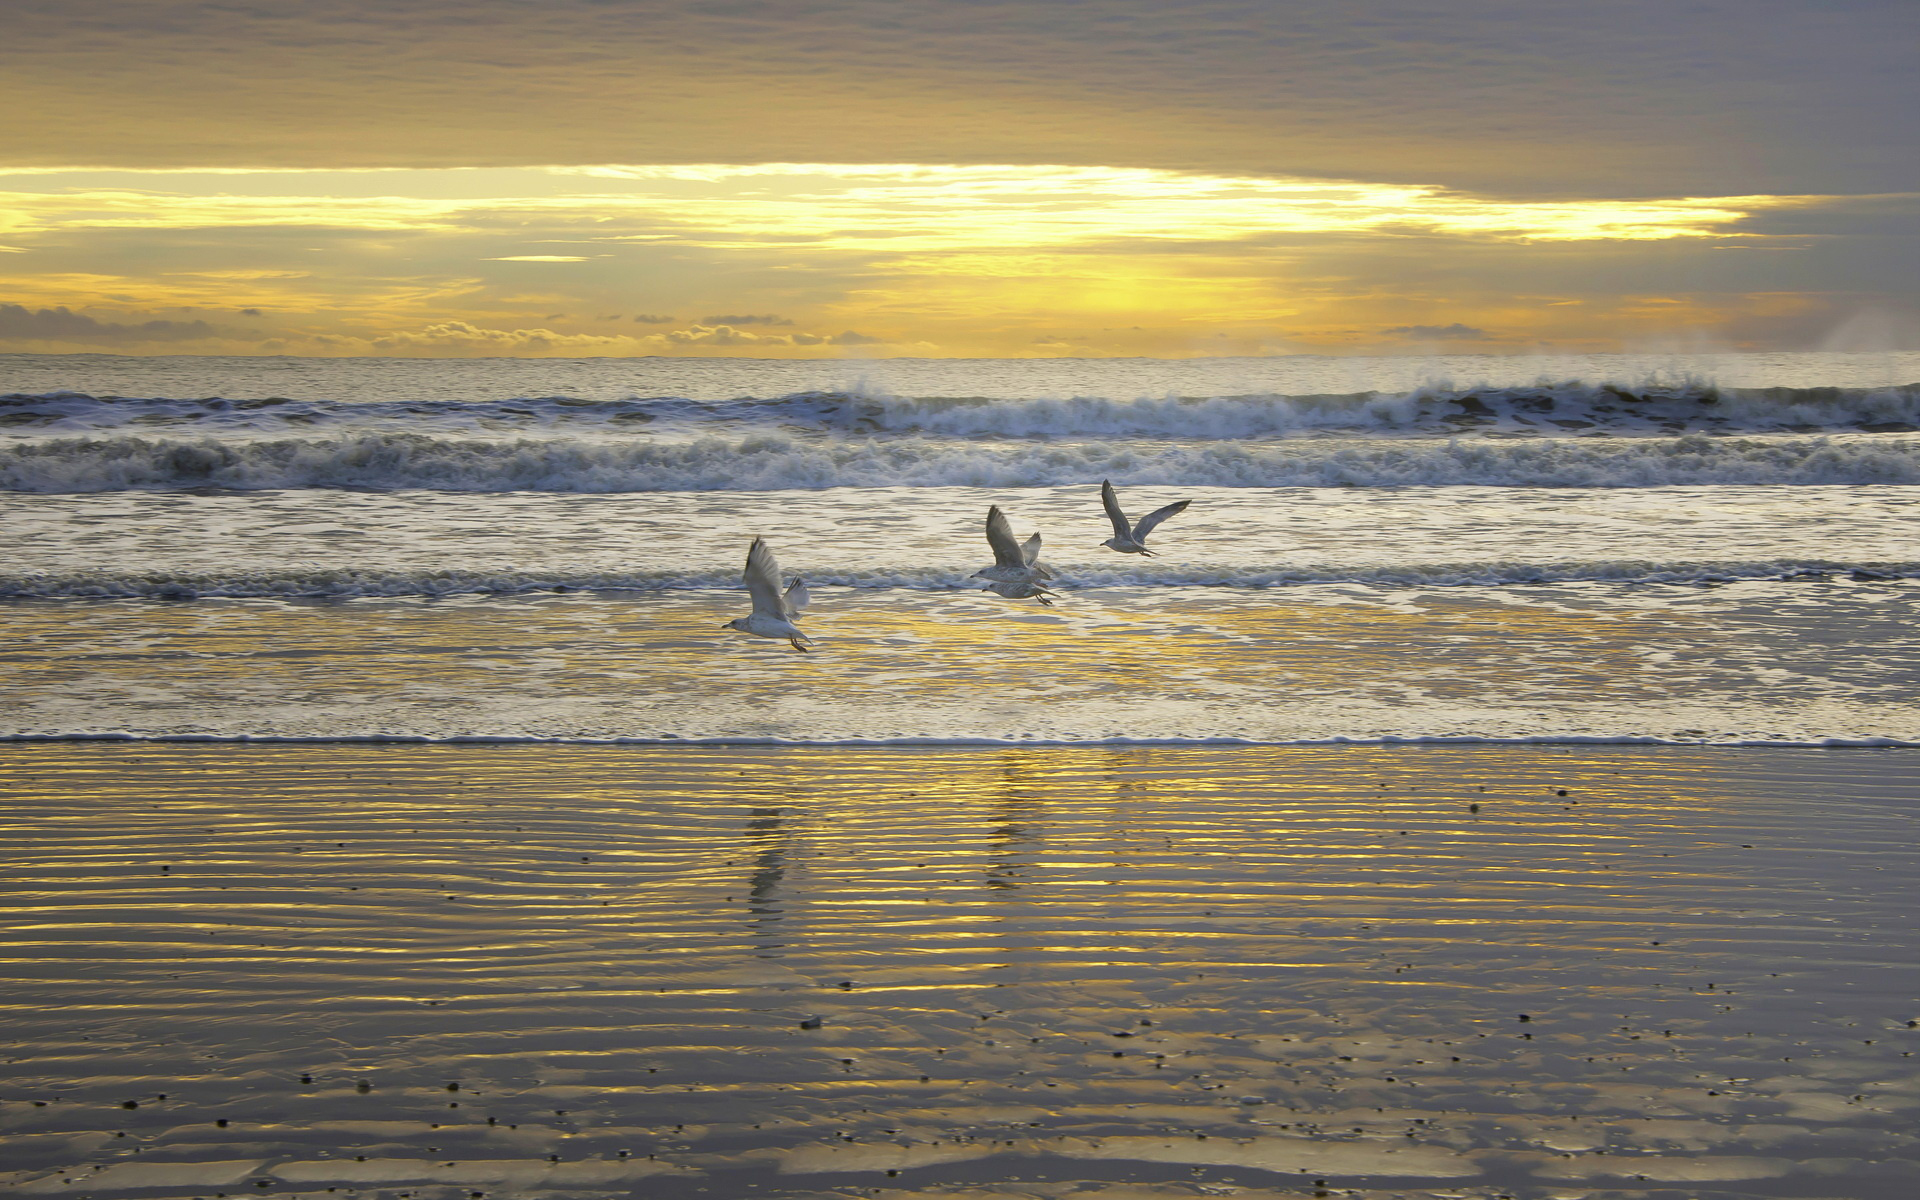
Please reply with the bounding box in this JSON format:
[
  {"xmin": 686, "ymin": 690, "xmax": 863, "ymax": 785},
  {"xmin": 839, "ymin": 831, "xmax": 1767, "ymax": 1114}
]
[
  {"xmin": 5, "ymin": 579, "xmax": 1920, "ymax": 744},
  {"xmin": 6, "ymin": 352, "xmax": 1920, "ymax": 745},
  {"xmin": 2, "ymin": 743, "xmax": 1917, "ymax": 1199}
]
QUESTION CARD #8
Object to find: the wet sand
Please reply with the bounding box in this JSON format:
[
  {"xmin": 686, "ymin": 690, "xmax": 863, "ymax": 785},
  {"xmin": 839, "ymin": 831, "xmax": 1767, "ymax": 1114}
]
[{"xmin": 1, "ymin": 744, "xmax": 1917, "ymax": 1198}]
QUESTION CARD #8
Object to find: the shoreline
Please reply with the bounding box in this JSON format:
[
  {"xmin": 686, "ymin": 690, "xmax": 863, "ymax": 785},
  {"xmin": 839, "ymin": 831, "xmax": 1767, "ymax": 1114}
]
[{"xmin": 7, "ymin": 731, "xmax": 1920, "ymax": 747}]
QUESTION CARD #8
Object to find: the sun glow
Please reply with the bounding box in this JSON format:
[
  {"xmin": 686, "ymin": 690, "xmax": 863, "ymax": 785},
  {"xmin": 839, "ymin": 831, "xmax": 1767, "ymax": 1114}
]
[
  {"xmin": 0, "ymin": 164, "xmax": 1828, "ymax": 356},
  {"xmin": 1, "ymin": 163, "xmax": 1787, "ymax": 248}
]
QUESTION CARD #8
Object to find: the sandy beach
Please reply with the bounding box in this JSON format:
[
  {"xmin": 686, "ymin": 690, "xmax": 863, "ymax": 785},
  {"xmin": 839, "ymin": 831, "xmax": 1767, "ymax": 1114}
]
[{"xmin": 3, "ymin": 742, "xmax": 1915, "ymax": 1198}]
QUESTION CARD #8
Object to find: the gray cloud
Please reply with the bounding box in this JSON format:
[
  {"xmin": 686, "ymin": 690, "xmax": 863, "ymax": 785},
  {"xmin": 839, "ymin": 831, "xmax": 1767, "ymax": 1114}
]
[
  {"xmin": 1384, "ymin": 323, "xmax": 1487, "ymax": 340},
  {"xmin": 666, "ymin": 324, "xmax": 766, "ymax": 346},
  {"xmin": 3, "ymin": 2, "xmax": 1914, "ymax": 197},
  {"xmin": 631, "ymin": 314, "xmax": 675, "ymax": 324},
  {"xmin": 0, "ymin": 302, "xmax": 223, "ymax": 344}
]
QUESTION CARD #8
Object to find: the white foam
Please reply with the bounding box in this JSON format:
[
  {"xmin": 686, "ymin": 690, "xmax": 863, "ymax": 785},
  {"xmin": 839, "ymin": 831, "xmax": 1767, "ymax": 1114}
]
[
  {"xmin": 6, "ymin": 380, "xmax": 1919, "ymax": 440},
  {"xmin": 5, "ymin": 429, "xmax": 1919, "ymax": 492}
]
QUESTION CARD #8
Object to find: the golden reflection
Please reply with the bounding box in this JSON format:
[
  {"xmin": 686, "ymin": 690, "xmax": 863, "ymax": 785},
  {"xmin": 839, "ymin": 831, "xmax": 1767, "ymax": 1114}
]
[{"xmin": 4, "ymin": 740, "xmax": 1912, "ymax": 1192}]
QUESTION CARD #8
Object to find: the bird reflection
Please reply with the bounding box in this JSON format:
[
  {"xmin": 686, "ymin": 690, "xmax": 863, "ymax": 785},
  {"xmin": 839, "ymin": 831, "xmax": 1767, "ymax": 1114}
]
[
  {"xmin": 986, "ymin": 756, "xmax": 1046, "ymax": 890},
  {"xmin": 743, "ymin": 806, "xmax": 792, "ymax": 954}
]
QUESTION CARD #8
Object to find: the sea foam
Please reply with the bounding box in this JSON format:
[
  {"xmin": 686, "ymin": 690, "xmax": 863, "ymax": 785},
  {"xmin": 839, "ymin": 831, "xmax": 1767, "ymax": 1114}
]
[
  {"xmin": 4, "ymin": 428, "xmax": 1918, "ymax": 492},
  {"xmin": 4, "ymin": 380, "xmax": 1919, "ymax": 438}
]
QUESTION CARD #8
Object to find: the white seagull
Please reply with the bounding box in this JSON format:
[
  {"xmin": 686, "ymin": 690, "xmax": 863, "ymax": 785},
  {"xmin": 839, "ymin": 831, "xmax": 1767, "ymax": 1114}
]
[
  {"xmin": 973, "ymin": 505, "xmax": 1053, "ymax": 584},
  {"xmin": 980, "ymin": 577, "xmax": 1059, "ymax": 606},
  {"xmin": 973, "ymin": 505, "xmax": 1058, "ymax": 605},
  {"xmin": 723, "ymin": 537, "xmax": 813, "ymax": 652},
  {"xmin": 1099, "ymin": 480, "xmax": 1190, "ymax": 557}
]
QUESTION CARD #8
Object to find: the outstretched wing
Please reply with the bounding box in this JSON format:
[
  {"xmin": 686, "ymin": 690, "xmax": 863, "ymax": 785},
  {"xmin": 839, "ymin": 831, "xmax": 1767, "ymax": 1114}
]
[
  {"xmin": 1099, "ymin": 480, "xmax": 1132, "ymax": 539},
  {"xmin": 1131, "ymin": 499, "xmax": 1191, "ymax": 542},
  {"xmin": 743, "ymin": 537, "xmax": 786, "ymax": 619},
  {"xmin": 1020, "ymin": 532, "xmax": 1054, "ymax": 579},
  {"xmin": 985, "ymin": 505, "xmax": 1026, "ymax": 568},
  {"xmin": 782, "ymin": 577, "xmax": 810, "ymax": 620}
]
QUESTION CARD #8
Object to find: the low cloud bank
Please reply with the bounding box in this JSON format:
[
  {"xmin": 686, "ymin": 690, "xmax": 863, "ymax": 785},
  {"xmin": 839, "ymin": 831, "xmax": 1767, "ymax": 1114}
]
[{"xmin": 0, "ymin": 303, "xmax": 224, "ymax": 344}]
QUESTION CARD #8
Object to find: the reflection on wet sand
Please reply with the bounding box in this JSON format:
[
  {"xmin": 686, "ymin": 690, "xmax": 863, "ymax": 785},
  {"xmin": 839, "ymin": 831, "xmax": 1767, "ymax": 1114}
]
[
  {"xmin": 986, "ymin": 753, "xmax": 1049, "ymax": 892},
  {"xmin": 744, "ymin": 807, "xmax": 792, "ymax": 955},
  {"xmin": 1, "ymin": 743, "xmax": 1918, "ymax": 1198}
]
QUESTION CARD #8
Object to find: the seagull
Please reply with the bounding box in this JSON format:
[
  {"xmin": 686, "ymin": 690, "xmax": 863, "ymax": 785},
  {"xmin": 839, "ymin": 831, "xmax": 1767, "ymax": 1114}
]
[
  {"xmin": 722, "ymin": 537, "xmax": 813, "ymax": 652},
  {"xmin": 1099, "ymin": 480, "xmax": 1190, "ymax": 556},
  {"xmin": 973, "ymin": 505, "xmax": 1054, "ymax": 584},
  {"xmin": 980, "ymin": 577, "xmax": 1059, "ymax": 607}
]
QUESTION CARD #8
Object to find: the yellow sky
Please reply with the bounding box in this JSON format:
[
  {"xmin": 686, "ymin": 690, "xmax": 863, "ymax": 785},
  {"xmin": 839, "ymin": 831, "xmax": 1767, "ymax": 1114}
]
[
  {"xmin": 3, "ymin": 0, "xmax": 1915, "ymax": 357},
  {"xmin": 0, "ymin": 164, "xmax": 1865, "ymax": 358}
]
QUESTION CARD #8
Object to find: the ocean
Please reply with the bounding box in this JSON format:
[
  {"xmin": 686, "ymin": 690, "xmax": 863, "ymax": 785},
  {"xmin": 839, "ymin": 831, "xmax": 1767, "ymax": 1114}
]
[
  {"xmin": 7, "ymin": 350, "xmax": 1920, "ymax": 1198},
  {"xmin": 5, "ymin": 349, "xmax": 1919, "ymax": 745}
]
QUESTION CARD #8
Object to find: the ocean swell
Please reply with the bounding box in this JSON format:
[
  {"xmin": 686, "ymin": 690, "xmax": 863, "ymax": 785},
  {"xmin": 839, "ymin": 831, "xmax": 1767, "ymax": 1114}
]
[
  {"xmin": 4, "ymin": 429, "xmax": 1919, "ymax": 492},
  {"xmin": 5, "ymin": 381, "xmax": 1919, "ymax": 439}
]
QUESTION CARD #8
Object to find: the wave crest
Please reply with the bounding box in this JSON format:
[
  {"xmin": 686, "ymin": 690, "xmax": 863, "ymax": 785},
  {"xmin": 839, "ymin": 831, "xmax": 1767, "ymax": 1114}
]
[
  {"xmin": 4, "ymin": 429, "xmax": 1918, "ymax": 492},
  {"xmin": 5, "ymin": 381, "xmax": 1919, "ymax": 439}
]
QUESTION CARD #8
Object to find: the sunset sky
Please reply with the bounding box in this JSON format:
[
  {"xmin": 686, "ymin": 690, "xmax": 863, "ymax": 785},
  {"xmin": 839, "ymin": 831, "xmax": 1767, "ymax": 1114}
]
[{"xmin": 3, "ymin": 0, "xmax": 1915, "ymax": 358}]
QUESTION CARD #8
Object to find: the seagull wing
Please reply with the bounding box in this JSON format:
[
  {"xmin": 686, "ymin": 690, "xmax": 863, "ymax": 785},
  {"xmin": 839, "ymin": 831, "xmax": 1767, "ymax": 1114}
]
[
  {"xmin": 1021, "ymin": 531, "xmax": 1054, "ymax": 578},
  {"xmin": 783, "ymin": 577, "xmax": 811, "ymax": 619},
  {"xmin": 743, "ymin": 537, "xmax": 787, "ymax": 619},
  {"xmin": 985, "ymin": 505, "xmax": 1025, "ymax": 568},
  {"xmin": 1131, "ymin": 499, "xmax": 1191, "ymax": 542},
  {"xmin": 1100, "ymin": 480, "xmax": 1132, "ymax": 539}
]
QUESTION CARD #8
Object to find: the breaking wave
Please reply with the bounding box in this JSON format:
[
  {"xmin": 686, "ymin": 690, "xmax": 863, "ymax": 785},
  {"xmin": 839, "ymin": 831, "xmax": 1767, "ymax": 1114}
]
[
  {"xmin": 7, "ymin": 560, "xmax": 1913, "ymax": 600},
  {"xmin": 4, "ymin": 429, "xmax": 1919, "ymax": 492},
  {"xmin": 5, "ymin": 381, "xmax": 1919, "ymax": 439}
]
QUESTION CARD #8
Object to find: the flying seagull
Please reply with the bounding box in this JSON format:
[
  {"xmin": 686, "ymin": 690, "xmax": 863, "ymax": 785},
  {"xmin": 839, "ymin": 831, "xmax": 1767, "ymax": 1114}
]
[
  {"xmin": 723, "ymin": 537, "xmax": 813, "ymax": 652},
  {"xmin": 1099, "ymin": 480, "xmax": 1189, "ymax": 556},
  {"xmin": 974, "ymin": 505, "xmax": 1054, "ymax": 584},
  {"xmin": 981, "ymin": 577, "xmax": 1059, "ymax": 607}
]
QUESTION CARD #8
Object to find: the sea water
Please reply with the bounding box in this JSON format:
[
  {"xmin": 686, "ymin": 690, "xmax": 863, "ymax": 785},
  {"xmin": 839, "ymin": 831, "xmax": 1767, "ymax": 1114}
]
[{"xmin": 5, "ymin": 349, "xmax": 1920, "ymax": 744}]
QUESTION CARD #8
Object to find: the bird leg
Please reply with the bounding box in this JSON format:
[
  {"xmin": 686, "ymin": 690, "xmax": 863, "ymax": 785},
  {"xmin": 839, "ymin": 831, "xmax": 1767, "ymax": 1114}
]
[{"xmin": 789, "ymin": 638, "xmax": 811, "ymax": 653}]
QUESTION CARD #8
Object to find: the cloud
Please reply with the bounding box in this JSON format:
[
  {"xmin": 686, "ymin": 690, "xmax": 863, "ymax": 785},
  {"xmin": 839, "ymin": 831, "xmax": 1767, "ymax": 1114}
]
[
  {"xmin": 698, "ymin": 313, "xmax": 791, "ymax": 326},
  {"xmin": 665, "ymin": 323, "xmax": 767, "ymax": 346},
  {"xmin": 0, "ymin": 164, "xmax": 1908, "ymax": 359},
  {"xmin": 0, "ymin": 302, "xmax": 223, "ymax": 344},
  {"xmin": 5, "ymin": 1, "xmax": 1917, "ymax": 200},
  {"xmin": 363, "ymin": 320, "xmax": 627, "ymax": 354},
  {"xmin": 487, "ymin": 254, "xmax": 593, "ymax": 262},
  {"xmin": 0, "ymin": 169, "xmax": 1785, "ymax": 257},
  {"xmin": 1384, "ymin": 323, "xmax": 1488, "ymax": 340},
  {"xmin": 785, "ymin": 330, "xmax": 883, "ymax": 346}
]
